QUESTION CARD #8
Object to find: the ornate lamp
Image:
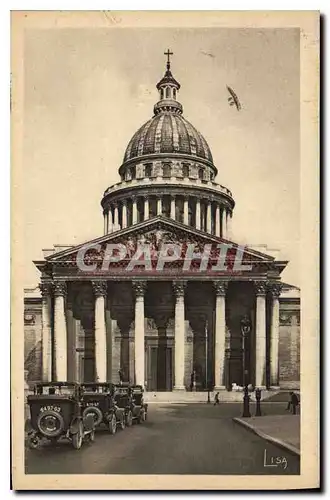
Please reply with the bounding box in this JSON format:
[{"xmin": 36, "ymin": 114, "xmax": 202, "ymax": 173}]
[{"xmin": 241, "ymin": 315, "xmax": 252, "ymax": 418}]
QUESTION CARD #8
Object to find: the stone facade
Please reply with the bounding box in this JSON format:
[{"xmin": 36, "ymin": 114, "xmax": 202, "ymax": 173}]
[
  {"xmin": 23, "ymin": 55, "xmax": 301, "ymax": 393},
  {"xmin": 24, "ymin": 278, "xmax": 300, "ymax": 390}
]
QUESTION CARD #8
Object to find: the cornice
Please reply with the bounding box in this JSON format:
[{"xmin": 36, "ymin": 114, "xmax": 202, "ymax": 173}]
[
  {"xmin": 118, "ymin": 152, "xmax": 218, "ymax": 176},
  {"xmin": 101, "ymin": 183, "xmax": 235, "ymax": 210}
]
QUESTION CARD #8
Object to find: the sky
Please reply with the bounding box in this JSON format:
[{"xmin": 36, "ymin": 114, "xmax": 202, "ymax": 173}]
[{"xmin": 22, "ymin": 27, "xmax": 300, "ymax": 287}]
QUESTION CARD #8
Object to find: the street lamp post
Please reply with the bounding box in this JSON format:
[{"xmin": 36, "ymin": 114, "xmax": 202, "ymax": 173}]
[
  {"xmin": 241, "ymin": 315, "xmax": 251, "ymax": 418},
  {"xmin": 205, "ymin": 320, "xmax": 210, "ymax": 404}
]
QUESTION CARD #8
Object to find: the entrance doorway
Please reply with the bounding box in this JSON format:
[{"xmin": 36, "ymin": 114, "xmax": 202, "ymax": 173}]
[{"xmin": 146, "ymin": 344, "xmax": 173, "ymax": 391}]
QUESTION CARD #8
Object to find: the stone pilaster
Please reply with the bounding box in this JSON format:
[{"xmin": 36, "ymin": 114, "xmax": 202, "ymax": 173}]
[
  {"xmin": 132, "ymin": 196, "xmax": 138, "ymax": 225},
  {"xmin": 269, "ymin": 282, "xmax": 282, "ymax": 387},
  {"xmin": 183, "ymin": 196, "xmax": 189, "ymax": 225},
  {"xmin": 173, "ymin": 281, "xmax": 187, "ymax": 390},
  {"xmin": 255, "ymin": 281, "xmax": 267, "ymax": 388},
  {"xmin": 40, "ymin": 282, "xmax": 53, "ymax": 382},
  {"xmin": 53, "ymin": 281, "xmax": 67, "ymax": 381},
  {"xmin": 113, "ymin": 203, "xmax": 119, "ymax": 231},
  {"xmin": 108, "ymin": 207, "xmax": 113, "ymax": 234},
  {"xmin": 132, "ymin": 281, "xmax": 147, "ymax": 387},
  {"xmin": 144, "ymin": 196, "xmax": 149, "ymax": 220},
  {"xmin": 213, "ymin": 281, "xmax": 227, "ymax": 390},
  {"xmin": 227, "ymin": 211, "xmax": 233, "ymax": 240},
  {"xmin": 221, "ymin": 207, "xmax": 227, "ymax": 238},
  {"xmin": 215, "ymin": 204, "xmax": 220, "ymax": 237},
  {"xmin": 196, "ymin": 198, "xmax": 201, "ymax": 230},
  {"xmin": 157, "ymin": 196, "xmax": 162, "ymax": 216},
  {"xmin": 103, "ymin": 211, "xmax": 108, "ymax": 236},
  {"xmin": 170, "ymin": 195, "xmax": 176, "ymax": 220},
  {"xmin": 92, "ymin": 281, "xmax": 108, "ymax": 382},
  {"xmin": 206, "ymin": 201, "xmax": 212, "ymax": 234},
  {"xmin": 122, "ymin": 201, "xmax": 128, "ymax": 229}
]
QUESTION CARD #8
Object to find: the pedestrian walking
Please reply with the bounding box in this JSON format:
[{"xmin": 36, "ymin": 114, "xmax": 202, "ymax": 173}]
[
  {"xmin": 290, "ymin": 391, "xmax": 299, "ymax": 414},
  {"xmin": 286, "ymin": 392, "xmax": 292, "ymax": 412},
  {"xmin": 214, "ymin": 392, "xmax": 220, "ymax": 405},
  {"xmin": 190, "ymin": 370, "xmax": 196, "ymax": 391}
]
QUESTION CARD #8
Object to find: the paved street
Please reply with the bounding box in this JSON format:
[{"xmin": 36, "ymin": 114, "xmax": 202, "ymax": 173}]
[{"xmin": 25, "ymin": 403, "xmax": 300, "ymax": 475}]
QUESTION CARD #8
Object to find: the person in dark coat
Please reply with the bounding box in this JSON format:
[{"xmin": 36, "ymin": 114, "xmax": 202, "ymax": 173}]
[
  {"xmin": 190, "ymin": 370, "xmax": 196, "ymax": 391},
  {"xmin": 286, "ymin": 392, "xmax": 292, "ymax": 411},
  {"xmin": 214, "ymin": 392, "xmax": 220, "ymax": 405},
  {"xmin": 290, "ymin": 392, "xmax": 299, "ymax": 414},
  {"xmin": 118, "ymin": 368, "xmax": 124, "ymax": 385}
]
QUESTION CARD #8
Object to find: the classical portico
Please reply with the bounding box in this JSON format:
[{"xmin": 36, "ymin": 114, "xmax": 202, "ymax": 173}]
[{"xmin": 37, "ymin": 217, "xmax": 284, "ymax": 392}]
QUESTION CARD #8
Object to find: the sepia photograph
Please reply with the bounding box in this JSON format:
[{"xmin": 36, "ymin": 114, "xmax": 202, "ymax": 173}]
[{"xmin": 11, "ymin": 10, "xmax": 319, "ymax": 490}]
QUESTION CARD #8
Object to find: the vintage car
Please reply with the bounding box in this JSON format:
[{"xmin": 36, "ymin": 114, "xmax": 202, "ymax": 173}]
[
  {"xmin": 131, "ymin": 385, "xmax": 148, "ymax": 422},
  {"xmin": 26, "ymin": 382, "xmax": 95, "ymax": 450},
  {"xmin": 80, "ymin": 382, "xmax": 126, "ymax": 434},
  {"xmin": 114, "ymin": 384, "xmax": 148, "ymax": 425}
]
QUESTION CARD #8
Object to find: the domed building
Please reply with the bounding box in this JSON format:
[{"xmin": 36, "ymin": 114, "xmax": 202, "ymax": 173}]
[
  {"xmin": 24, "ymin": 53, "xmax": 300, "ymax": 396},
  {"xmin": 100, "ymin": 54, "xmax": 234, "ymax": 239}
]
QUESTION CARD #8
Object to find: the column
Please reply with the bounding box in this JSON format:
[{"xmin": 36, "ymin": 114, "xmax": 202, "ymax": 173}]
[
  {"xmin": 255, "ymin": 281, "xmax": 267, "ymax": 388},
  {"xmin": 170, "ymin": 195, "xmax": 176, "ymax": 220},
  {"xmin": 53, "ymin": 282, "xmax": 67, "ymax": 381},
  {"xmin": 173, "ymin": 281, "xmax": 187, "ymax": 390},
  {"xmin": 40, "ymin": 282, "xmax": 52, "ymax": 382},
  {"xmin": 206, "ymin": 201, "xmax": 212, "ymax": 234},
  {"xmin": 133, "ymin": 281, "xmax": 147, "ymax": 387},
  {"xmin": 215, "ymin": 204, "xmax": 220, "ymax": 237},
  {"xmin": 213, "ymin": 281, "xmax": 227, "ymax": 389},
  {"xmin": 183, "ymin": 196, "xmax": 189, "ymax": 225},
  {"xmin": 196, "ymin": 198, "xmax": 201, "ymax": 230},
  {"xmin": 269, "ymin": 283, "xmax": 282, "ymax": 386},
  {"xmin": 227, "ymin": 211, "xmax": 233, "ymax": 240},
  {"xmin": 122, "ymin": 201, "xmax": 128, "ymax": 229},
  {"xmin": 144, "ymin": 196, "xmax": 149, "ymax": 220},
  {"xmin": 92, "ymin": 281, "xmax": 108, "ymax": 382},
  {"xmin": 103, "ymin": 211, "xmax": 107, "ymax": 235},
  {"xmin": 157, "ymin": 196, "xmax": 162, "ymax": 216},
  {"xmin": 113, "ymin": 204, "xmax": 119, "ymax": 231},
  {"xmin": 108, "ymin": 207, "xmax": 113, "ymax": 234},
  {"xmin": 132, "ymin": 197, "xmax": 138, "ymax": 224},
  {"xmin": 221, "ymin": 207, "xmax": 227, "ymax": 238}
]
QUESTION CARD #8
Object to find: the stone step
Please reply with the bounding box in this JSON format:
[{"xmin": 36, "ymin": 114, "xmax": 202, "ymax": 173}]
[{"xmin": 144, "ymin": 390, "xmax": 279, "ymax": 403}]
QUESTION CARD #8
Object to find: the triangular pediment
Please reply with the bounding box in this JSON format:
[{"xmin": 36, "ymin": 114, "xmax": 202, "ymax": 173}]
[{"xmin": 41, "ymin": 216, "xmax": 287, "ymax": 278}]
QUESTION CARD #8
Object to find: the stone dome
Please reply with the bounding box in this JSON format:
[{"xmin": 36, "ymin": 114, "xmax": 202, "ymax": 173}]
[{"xmin": 123, "ymin": 113, "xmax": 213, "ymax": 164}]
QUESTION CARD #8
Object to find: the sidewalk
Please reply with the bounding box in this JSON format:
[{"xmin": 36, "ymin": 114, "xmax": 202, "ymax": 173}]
[{"xmin": 233, "ymin": 414, "xmax": 300, "ymax": 456}]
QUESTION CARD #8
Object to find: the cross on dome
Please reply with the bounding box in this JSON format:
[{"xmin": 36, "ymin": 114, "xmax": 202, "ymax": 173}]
[{"xmin": 164, "ymin": 49, "xmax": 173, "ymax": 69}]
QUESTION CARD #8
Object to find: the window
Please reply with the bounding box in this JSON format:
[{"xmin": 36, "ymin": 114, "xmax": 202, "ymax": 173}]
[
  {"xmin": 173, "ymin": 88, "xmax": 176, "ymax": 100},
  {"xmin": 166, "ymin": 87, "xmax": 170, "ymax": 98},
  {"xmin": 182, "ymin": 163, "xmax": 190, "ymax": 178},
  {"xmin": 160, "ymin": 88, "xmax": 164, "ymax": 100},
  {"xmin": 145, "ymin": 163, "xmax": 152, "ymax": 177},
  {"xmin": 130, "ymin": 166, "xmax": 136, "ymax": 180},
  {"xmin": 162, "ymin": 162, "xmax": 171, "ymax": 178},
  {"xmin": 198, "ymin": 168, "xmax": 204, "ymax": 180}
]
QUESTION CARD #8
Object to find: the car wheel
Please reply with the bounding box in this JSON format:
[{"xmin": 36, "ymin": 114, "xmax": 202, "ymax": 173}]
[
  {"xmin": 83, "ymin": 407, "xmax": 103, "ymax": 427},
  {"xmin": 72, "ymin": 422, "xmax": 83, "ymax": 450},
  {"xmin": 37, "ymin": 410, "xmax": 64, "ymax": 438},
  {"xmin": 109, "ymin": 414, "xmax": 117, "ymax": 435},
  {"xmin": 126, "ymin": 410, "xmax": 133, "ymax": 427},
  {"xmin": 120, "ymin": 414, "xmax": 126, "ymax": 430},
  {"xmin": 141, "ymin": 410, "xmax": 146, "ymax": 422},
  {"xmin": 89, "ymin": 429, "xmax": 95, "ymax": 443}
]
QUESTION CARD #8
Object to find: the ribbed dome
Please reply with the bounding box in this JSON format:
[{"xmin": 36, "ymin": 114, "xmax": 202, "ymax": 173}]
[{"xmin": 123, "ymin": 113, "xmax": 213, "ymax": 163}]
